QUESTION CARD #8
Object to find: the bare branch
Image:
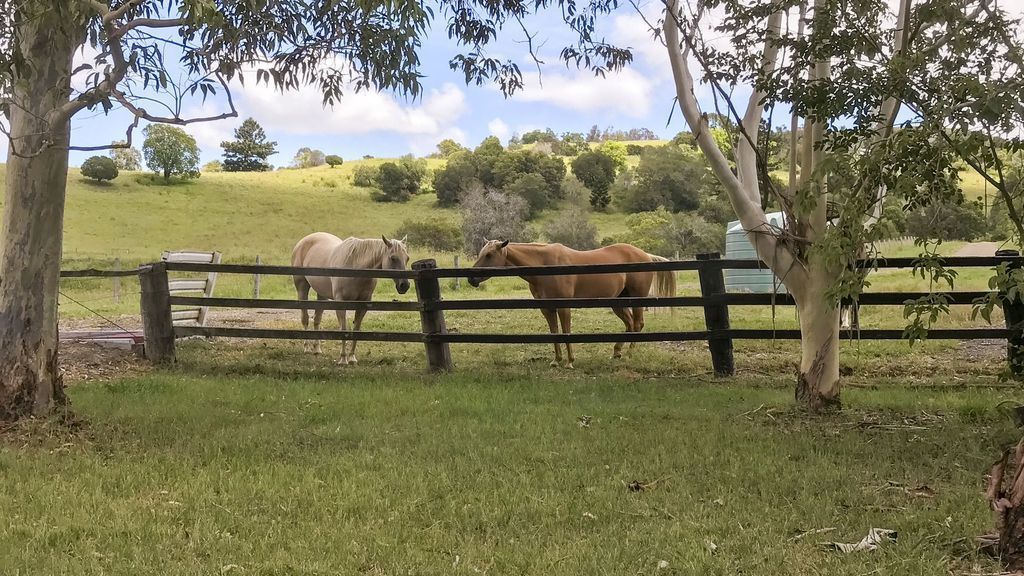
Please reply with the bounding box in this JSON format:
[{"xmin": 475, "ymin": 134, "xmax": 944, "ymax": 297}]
[
  {"xmin": 112, "ymin": 17, "xmax": 189, "ymax": 40},
  {"xmin": 68, "ymin": 113, "xmax": 140, "ymax": 152},
  {"xmin": 104, "ymin": 0, "xmax": 145, "ymax": 24},
  {"xmin": 515, "ymin": 15, "xmax": 545, "ymax": 88}
]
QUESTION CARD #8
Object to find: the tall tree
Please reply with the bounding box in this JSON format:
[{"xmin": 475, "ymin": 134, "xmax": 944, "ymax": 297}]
[
  {"xmin": 108, "ymin": 141, "xmax": 142, "ymax": 170},
  {"xmin": 142, "ymin": 125, "xmax": 200, "ymax": 181},
  {"xmin": 220, "ymin": 118, "xmax": 277, "ymax": 172},
  {"xmin": 4, "ymin": 0, "xmax": 605, "ymax": 421}
]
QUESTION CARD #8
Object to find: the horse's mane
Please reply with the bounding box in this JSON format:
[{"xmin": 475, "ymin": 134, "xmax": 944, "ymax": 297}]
[{"xmin": 343, "ymin": 237, "xmax": 405, "ymax": 268}]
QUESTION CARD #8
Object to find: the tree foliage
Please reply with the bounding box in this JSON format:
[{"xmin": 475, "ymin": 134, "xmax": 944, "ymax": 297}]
[
  {"xmin": 544, "ymin": 208, "xmax": 599, "ymax": 249},
  {"xmin": 460, "ymin": 188, "xmax": 535, "ymax": 254},
  {"xmin": 352, "ymin": 165, "xmax": 379, "ymax": 187},
  {"xmin": 432, "ymin": 150, "xmax": 480, "ymax": 206},
  {"xmin": 436, "ymin": 139, "xmax": 467, "ymax": 158},
  {"xmin": 142, "ymin": 125, "xmax": 201, "ymax": 182},
  {"xmin": 221, "ymin": 118, "xmax": 277, "ymax": 172},
  {"xmin": 109, "ymin": 142, "xmax": 142, "ymax": 171},
  {"xmin": 571, "ymin": 151, "xmax": 617, "ymax": 210},
  {"xmin": 608, "ymin": 208, "xmax": 723, "ymax": 257},
  {"xmin": 394, "ymin": 216, "xmax": 463, "ymax": 252},
  {"xmin": 80, "ymin": 156, "xmax": 119, "ymax": 182},
  {"xmin": 371, "ymin": 155, "xmax": 427, "ymax": 202},
  {"xmin": 325, "ymin": 155, "xmax": 344, "ymax": 168},
  {"xmin": 292, "ymin": 148, "xmax": 326, "ymax": 169},
  {"xmin": 613, "ymin": 146, "xmax": 709, "ymax": 213},
  {"xmin": 492, "ymin": 149, "xmax": 566, "ymax": 200}
]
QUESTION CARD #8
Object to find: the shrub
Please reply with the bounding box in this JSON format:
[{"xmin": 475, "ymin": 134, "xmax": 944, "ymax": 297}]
[
  {"xmin": 432, "ymin": 150, "xmax": 479, "ymax": 206},
  {"xmin": 906, "ymin": 199, "xmax": 987, "ymax": 241},
  {"xmin": 395, "ymin": 217, "xmax": 463, "ymax": 252},
  {"xmin": 109, "ymin": 142, "xmax": 142, "ymax": 170},
  {"xmin": 698, "ymin": 194, "xmax": 735, "ymax": 225},
  {"xmin": 610, "ymin": 207, "xmax": 724, "ymax": 257},
  {"xmin": 352, "ymin": 164, "xmax": 378, "ymax": 187},
  {"xmin": 554, "ymin": 132, "xmax": 588, "ymax": 156},
  {"xmin": 493, "ymin": 149, "xmax": 565, "ymax": 198},
  {"xmin": 571, "ymin": 150, "xmax": 617, "ymax": 210},
  {"xmin": 613, "ymin": 146, "xmax": 707, "ymax": 213},
  {"xmin": 544, "ymin": 208, "xmax": 599, "ymax": 250},
  {"xmin": 460, "ymin": 188, "xmax": 535, "ymax": 254},
  {"xmin": 505, "ymin": 173, "xmax": 550, "ymax": 217},
  {"xmin": 597, "ymin": 141, "xmax": 628, "ymax": 171},
  {"xmin": 80, "ymin": 156, "xmax": 119, "ymax": 182},
  {"xmin": 560, "ymin": 175, "xmax": 591, "ymax": 209},
  {"xmin": 203, "ymin": 160, "xmax": 224, "ymax": 172},
  {"xmin": 625, "ymin": 143, "xmax": 644, "ymax": 156},
  {"xmin": 325, "ymin": 155, "xmax": 344, "ymax": 168},
  {"xmin": 371, "ymin": 157, "xmax": 426, "ymax": 202}
]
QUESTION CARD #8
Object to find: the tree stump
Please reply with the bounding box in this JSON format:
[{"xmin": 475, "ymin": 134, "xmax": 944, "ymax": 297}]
[{"xmin": 988, "ymin": 436, "xmax": 1024, "ymax": 570}]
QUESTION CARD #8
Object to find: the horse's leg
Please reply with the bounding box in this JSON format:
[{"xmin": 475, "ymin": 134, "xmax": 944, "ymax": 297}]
[
  {"xmin": 611, "ymin": 307, "xmax": 633, "ymax": 359},
  {"xmin": 629, "ymin": 306, "xmax": 646, "ymax": 353},
  {"xmin": 347, "ymin": 309, "xmax": 368, "ymax": 365},
  {"xmin": 557, "ymin": 308, "xmax": 574, "ymax": 369},
  {"xmin": 295, "ymin": 277, "xmax": 312, "ymax": 352},
  {"xmin": 335, "ymin": 309, "xmax": 349, "ymax": 365},
  {"xmin": 540, "ymin": 308, "xmax": 562, "ymax": 367},
  {"xmin": 312, "ymin": 294, "xmax": 327, "ymax": 355}
]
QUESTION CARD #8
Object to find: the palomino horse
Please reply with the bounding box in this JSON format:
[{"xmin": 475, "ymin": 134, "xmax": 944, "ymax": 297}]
[
  {"xmin": 467, "ymin": 241, "xmax": 676, "ymax": 368},
  {"xmin": 291, "ymin": 233, "xmax": 410, "ymax": 364}
]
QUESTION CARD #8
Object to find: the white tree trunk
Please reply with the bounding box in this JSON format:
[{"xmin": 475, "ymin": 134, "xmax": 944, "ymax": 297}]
[
  {"xmin": 792, "ymin": 267, "xmax": 841, "ymax": 410},
  {"xmin": 0, "ymin": 16, "xmax": 77, "ymax": 421}
]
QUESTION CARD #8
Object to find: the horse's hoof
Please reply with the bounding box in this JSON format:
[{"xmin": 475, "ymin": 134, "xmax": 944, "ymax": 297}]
[
  {"xmin": 612, "ymin": 353, "xmax": 622, "ymax": 359},
  {"xmin": 336, "ymin": 356, "xmax": 349, "ymax": 366},
  {"xmin": 565, "ymin": 363, "xmax": 575, "ymax": 370},
  {"xmin": 550, "ymin": 360, "xmax": 560, "ymax": 368},
  {"xmin": 348, "ymin": 356, "xmax": 358, "ymax": 365}
]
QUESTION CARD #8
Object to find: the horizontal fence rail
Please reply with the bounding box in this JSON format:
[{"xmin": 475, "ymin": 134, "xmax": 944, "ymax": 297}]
[{"xmin": 55, "ymin": 253, "xmax": 1024, "ymax": 375}]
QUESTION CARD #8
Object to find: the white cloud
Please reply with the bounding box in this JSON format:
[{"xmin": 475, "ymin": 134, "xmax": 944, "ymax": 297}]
[
  {"xmin": 487, "ymin": 118, "xmax": 511, "ymax": 141},
  {"xmin": 512, "ymin": 68, "xmax": 655, "ymax": 118},
  {"xmin": 0, "ymin": 134, "xmax": 7, "ymax": 161},
  {"xmin": 238, "ymin": 81, "xmax": 468, "ymax": 139}
]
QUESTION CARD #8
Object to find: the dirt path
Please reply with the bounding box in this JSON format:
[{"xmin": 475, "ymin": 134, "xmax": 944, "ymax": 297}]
[{"xmin": 955, "ymin": 241, "xmax": 1001, "ymax": 257}]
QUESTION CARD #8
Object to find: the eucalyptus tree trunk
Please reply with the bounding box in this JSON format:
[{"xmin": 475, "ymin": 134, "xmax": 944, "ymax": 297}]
[
  {"xmin": 0, "ymin": 14, "xmax": 79, "ymax": 421},
  {"xmin": 791, "ymin": 267, "xmax": 842, "ymax": 410}
]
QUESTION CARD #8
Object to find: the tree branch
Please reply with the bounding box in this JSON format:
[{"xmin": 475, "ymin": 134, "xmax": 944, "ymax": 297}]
[
  {"xmin": 112, "ymin": 17, "xmax": 189, "ymax": 40},
  {"xmin": 663, "ymin": 0, "xmax": 794, "ymax": 278}
]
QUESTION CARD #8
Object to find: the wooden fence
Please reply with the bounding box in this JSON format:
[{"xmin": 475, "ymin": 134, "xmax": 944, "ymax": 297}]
[{"xmin": 120, "ymin": 253, "xmax": 1024, "ymax": 376}]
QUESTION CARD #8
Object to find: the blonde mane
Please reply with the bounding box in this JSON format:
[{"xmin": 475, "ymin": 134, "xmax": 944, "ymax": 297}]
[{"xmin": 342, "ymin": 237, "xmax": 407, "ymax": 269}]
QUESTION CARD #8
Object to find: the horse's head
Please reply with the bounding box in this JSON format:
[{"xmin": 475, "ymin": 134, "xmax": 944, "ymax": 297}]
[
  {"xmin": 381, "ymin": 235, "xmax": 410, "ymax": 294},
  {"xmin": 467, "ymin": 239, "xmax": 510, "ymax": 287}
]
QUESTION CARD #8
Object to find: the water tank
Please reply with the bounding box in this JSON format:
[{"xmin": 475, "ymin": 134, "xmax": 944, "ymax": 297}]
[{"xmin": 724, "ymin": 212, "xmax": 788, "ymax": 294}]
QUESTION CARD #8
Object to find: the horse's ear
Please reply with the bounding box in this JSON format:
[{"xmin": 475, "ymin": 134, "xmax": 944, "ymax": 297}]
[
  {"xmin": 499, "ymin": 240, "xmax": 510, "ymax": 249},
  {"xmin": 401, "ymin": 234, "xmax": 408, "ymax": 244},
  {"xmin": 381, "ymin": 235, "xmax": 393, "ymax": 248}
]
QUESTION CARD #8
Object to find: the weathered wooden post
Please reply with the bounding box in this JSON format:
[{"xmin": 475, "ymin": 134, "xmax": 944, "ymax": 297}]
[
  {"xmin": 254, "ymin": 254, "xmax": 262, "ymax": 299},
  {"xmin": 453, "ymin": 255, "xmax": 461, "ymax": 290},
  {"xmin": 997, "ymin": 249, "xmax": 1024, "ymax": 376},
  {"xmin": 113, "ymin": 257, "xmax": 121, "ymax": 304},
  {"xmin": 412, "ymin": 259, "xmax": 452, "ymax": 372},
  {"xmin": 139, "ymin": 262, "xmax": 176, "ymax": 363},
  {"xmin": 697, "ymin": 252, "xmax": 735, "ymax": 376}
]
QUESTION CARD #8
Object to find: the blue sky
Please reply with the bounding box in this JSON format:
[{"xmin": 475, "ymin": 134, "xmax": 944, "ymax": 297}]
[{"xmin": 31, "ymin": 4, "xmax": 692, "ymax": 168}]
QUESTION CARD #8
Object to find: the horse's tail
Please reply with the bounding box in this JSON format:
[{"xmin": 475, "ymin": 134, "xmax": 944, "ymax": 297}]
[{"xmin": 646, "ymin": 254, "xmax": 677, "ymax": 300}]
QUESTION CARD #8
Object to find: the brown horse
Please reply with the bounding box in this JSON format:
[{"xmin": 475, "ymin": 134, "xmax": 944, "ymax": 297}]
[{"xmin": 467, "ymin": 241, "xmax": 676, "ymax": 368}]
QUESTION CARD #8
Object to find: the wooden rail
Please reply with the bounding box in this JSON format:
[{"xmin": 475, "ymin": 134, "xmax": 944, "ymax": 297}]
[{"xmin": 116, "ymin": 253, "xmax": 1024, "ymax": 373}]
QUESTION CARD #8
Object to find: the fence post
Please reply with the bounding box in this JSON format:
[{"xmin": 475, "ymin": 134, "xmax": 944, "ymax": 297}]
[
  {"xmin": 997, "ymin": 249, "xmax": 1024, "ymax": 376},
  {"xmin": 113, "ymin": 257, "xmax": 121, "ymax": 304},
  {"xmin": 139, "ymin": 262, "xmax": 176, "ymax": 363},
  {"xmin": 254, "ymin": 255, "xmax": 262, "ymax": 299},
  {"xmin": 453, "ymin": 255, "xmax": 461, "ymax": 290},
  {"xmin": 412, "ymin": 259, "xmax": 453, "ymax": 372},
  {"xmin": 697, "ymin": 252, "xmax": 734, "ymax": 376}
]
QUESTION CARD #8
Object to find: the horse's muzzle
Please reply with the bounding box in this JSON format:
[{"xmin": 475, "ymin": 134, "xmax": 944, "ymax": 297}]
[
  {"xmin": 396, "ymin": 280, "xmax": 410, "ymax": 294},
  {"xmin": 467, "ymin": 277, "xmax": 481, "ymax": 288}
]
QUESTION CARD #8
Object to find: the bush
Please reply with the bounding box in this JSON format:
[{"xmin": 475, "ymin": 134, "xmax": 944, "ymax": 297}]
[
  {"xmin": 698, "ymin": 194, "xmax": 735, "ymax": 225},
  {"xmin": 597, "ymin": 141, "xmax": 628, "ymax": 171},
  {"xmin": 560, "ymin": 175, "xmax": 592, "ymax": 209},
  {"xmin": 906, "ymin": 199, "xmax": 987, "ymax": 241},
  {"xmin": 625, "ymin": 144, "xmax": 644, "ymax": 156},
  {"xmin": 371, "ymin": 157, "xmax": 426, "ymax": 202},
  {"xmin": 80, "ymin": 156, "xmax": 119, "ymax": 182},
  {"xmin": 352, "ymin": 164, "xmax": 378, "ymax": 187},
  {"xmin": 292, "ymin": 147, "xmax": 326, "ymax": 168},
  {"xmin": 432, "ymin": 150, "xmax": 479, "ymax": 206},
  {"xmin": 554, "ymin": 132, "xmax": 588, "ymax": 156},
  {"xmin": 493, "ymin": 149, "xmax": 565, "ymax": 198},
  {"xmin": 544, "ymin": 208, "xmax": 599, "ymax": 249},
  {"xmin": 505, "ymin": 173, "xmax": 551, "ymax": 217},
  {"xmin": 109, "ymin": 142, "xmax": 142, "ymax": 170},
  {"xmin": 610, "ymin": 207, "xmax": 724, "ymax": 257},
  {"xmin": 203, "ymin": 160, "xmax": 224, "ymax": 172},
  {"xmin": 571, "ymin": 150, "xmax": 617, "ymax": 210},
  {"xmin": 613, "ymin": 146, "xmax": 707, "ymax": 213},
  {"xmin": 325, "ymin": 155, "xmax": 344, "ymax": 168},
  {"xmin": 395, "ymin": 217, "xmax": 463, "ymax": 252},
  {"xmin": 460, "ymin": 187, "xmax": 535, "ymax": 254}
]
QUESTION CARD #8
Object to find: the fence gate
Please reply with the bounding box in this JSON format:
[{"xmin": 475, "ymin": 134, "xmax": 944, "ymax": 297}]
[{"xmin": 160, "ymin": 250, "xmax": 221, "ymax": 327}]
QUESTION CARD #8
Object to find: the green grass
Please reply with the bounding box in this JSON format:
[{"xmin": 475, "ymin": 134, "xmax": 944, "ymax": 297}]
[{"xmin": 0, "ymin": 358, "xmax": 1014, "ymax": 575}]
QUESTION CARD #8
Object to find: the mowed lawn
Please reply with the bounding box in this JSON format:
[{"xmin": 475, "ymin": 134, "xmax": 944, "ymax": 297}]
[{"xmin": 0, "ymin": 347, "xmax": 1017, "ymax": 575}]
